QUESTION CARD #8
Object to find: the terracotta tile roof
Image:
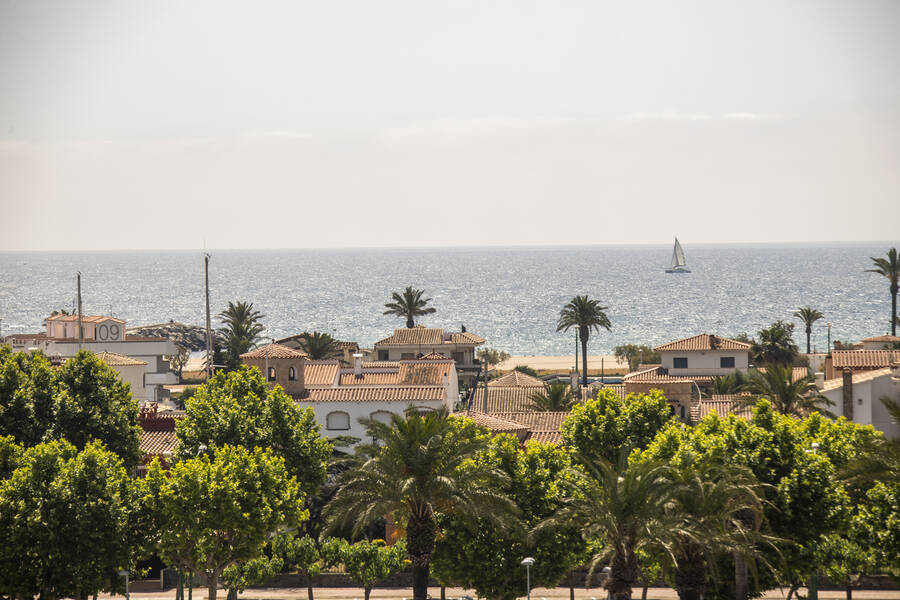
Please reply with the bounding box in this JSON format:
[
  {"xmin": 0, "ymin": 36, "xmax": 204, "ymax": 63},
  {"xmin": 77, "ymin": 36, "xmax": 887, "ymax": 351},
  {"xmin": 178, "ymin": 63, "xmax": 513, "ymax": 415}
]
[
  {"xmin": 822, "ymin": 367, "xmax": 893, "ymax": 392},
  {"xmin": 338, "ymin": 371, "xmax": 401, "ymax": 386},
  {"xmin": 96, "ymin": 351, "xmax": 147, "ymax": 366},
  {"xmin": 362, "ymin": 361, "xmax": 401, "ymax": 368},
  {"xmin": 623, "ymin": 366, "xmax": 692, "ymax": 383},
  {"xmin": 488, "ymin": 371, "xmax": 546, "ymax": 388},
  {"xmin": 303, "ymin": 361, "xmax": 341, "ymax": 386},
  {"xmin": 398, "ymin": 361, "xmax": 454, "ymax": 385},
  {"xmin": 46, "ymin": 314, "xmax": 126, "ymax": 324},
  {"xmin": 832, "ymin": 350, "xmax": 900, "ymax": 369},
  {"xmin": 455, "ymin": 411, "xmax": 530, "ymax": 434},
  {"xmin": 655, "ymin": 334, "xmax": 751, "ymax": 352},
  {"xmin": 301, "ymin": 387, "xmax": 446, "ymax": 403},
  {"xmin": 375, "ymin": 328, "xmax": 484, "ymax": 347},
  {"xmin": 336, "ymin": 341, "xmax": 360, "ymax": 351},
  {"xmin": 140, "ymin": 430, "xmax": 178, "ymax": 458},
  {"xmin": 861, "ymin": 335, "xmax": 900, "ymax": 343},
  {"xmin": 590, "ymin": 383, "xmax": 626, "ymax": 397},
  {"xmin": 490, "ymin": 411, "xmax": 570, "ymax": 431},
  {"xmin": 526, "ymin": 431, "xmax": 563, "ymax": 444},
  {"xmin": 419, "ymin": 352, "xmax": 449, "ymax": 360},
  {"xmin": 451, "ymin": 332, "xmax": 486, "ymax": 344},
  {"xmin": 757, "ymin": 366, "xmax": 809, "ymax": 383},
  {"xmin": 469, "ymin": 387, "xmax": 541, "ymax": 412},
  {"xmin": 693, "ymin": 396, "xmax": 754, "ymax": 422},
  {"xmin": 240, "ymin": 343, "xmax": 308, "ymax": 360}
]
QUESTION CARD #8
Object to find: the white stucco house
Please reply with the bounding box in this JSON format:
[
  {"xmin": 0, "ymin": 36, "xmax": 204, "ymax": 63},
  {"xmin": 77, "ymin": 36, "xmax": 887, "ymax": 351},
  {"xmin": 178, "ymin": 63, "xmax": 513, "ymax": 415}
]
[
  {"xmin": 241, "ymin": 343, "xmax": 459, "ymax": 444},
  {"xmin": 373, "ymin": 327, "xmax": 485, "ymax": 386},
  {"xmin": 820, "ymin": 365, "xmax": 900, "ymax": 439},
  {"xmin": 655, "ymin": 333, "xmax": 751, "ymax": 377},
  {"xmin": 3, "ymin": 313, "xmax": 178, "ymax": 403}
]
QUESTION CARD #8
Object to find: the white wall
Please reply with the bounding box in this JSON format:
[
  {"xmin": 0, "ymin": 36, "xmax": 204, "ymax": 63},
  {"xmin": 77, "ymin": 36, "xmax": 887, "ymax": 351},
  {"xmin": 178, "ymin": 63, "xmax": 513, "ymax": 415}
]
[
  {"xmin": 822, "ymin": 373, "xmax": 900, "ymax": 439},
  {"xmin": 297, "ymin": 399, "xmax": 449, "ymax": 442},
  {"xmin": 661, "ymin": 349, "xmax": 749, "ymax": 375}
]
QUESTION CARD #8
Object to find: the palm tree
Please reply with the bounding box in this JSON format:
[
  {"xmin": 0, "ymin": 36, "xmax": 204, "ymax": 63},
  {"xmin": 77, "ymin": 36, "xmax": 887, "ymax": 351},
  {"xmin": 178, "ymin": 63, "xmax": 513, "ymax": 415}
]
[
  {"xmin": 712, "ymin": 371, "xmax": 749, "ymax": 395},
  {"xmin": 299, "ymin": 331, "xmax": 341, "ymax": 360},
  {"xmin": 383, "ymin": 286, "xmax": 437, "ymax": 328},
  {"xmin": 217, "ymin": 301, "xmax": 265, "ymax": 369},
  {"xmin": 324, "ymin": 409, "xmax": 516, "ymax": 600},
  {"xmin": 793, "ymin": 307, "xmax": 824, "ymax": 354},
  {"xmin": 666, "ymin": 461, "xmax": 768, "ymax": 600},
  {"xmin": 557, "ymin": 295, "xmax": 612, "ymax": 387},
  {"xmin": 866, "ymin": 247, "xmax": 899, "ymax": 336},
  {"xmin": 738, "ymin": 364, "xmax": 834, "ymax": 418},
  {"xmin": 538, "ymin": 455, "xmax": 677, "ymax": 600},
  {"xmin": 526, "ymin": 382, "xmax": 577, "ymax": 412}
]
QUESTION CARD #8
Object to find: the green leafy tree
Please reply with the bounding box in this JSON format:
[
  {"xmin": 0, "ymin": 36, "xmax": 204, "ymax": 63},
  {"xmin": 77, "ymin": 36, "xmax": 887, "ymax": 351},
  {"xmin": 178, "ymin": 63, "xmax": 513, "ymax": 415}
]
[
  {"xmin": 526, "ymin": 382, "xmax": 576, "ymax": 412},
  {"xmin": 538, "ymin": 455, "xmax": 678, "ymax": 600},
  {"xmin": 614, "ymin": 344, "xmax": 661, "ymax": 372},
  {"xmin": 557, "ymin": 295, "xmax": 612, "ymax": 386},
  {"xmin": 478, "ymin": 347, "xmax": 511, "ymax": 368},
  {"xmin": 383, "ymin": 286, "xmax": 437, "ymax": 328},
  {"xmin": 271, "ymin": 534, "xmax": 345, "ymax": 600},
  {"xmin": 561, "ymin": 388, "xmax": 674, "ymax": 464},
  {"xmin": 0, "ymin": 440, "xmax": 142, "ymax": 600},
  {"xmin": 324, "ymin": 409, "xmax": 517, "ymax": 600},
  {"xmin": 222, "ymin": 554, "xmax": 283, "ymax": 600},
  {"xmin": 751, "ymin": 320, "xmax": 799, "ymax": 366},
  {"xmin": 738, "ymin": 364, "xmax": 834, "ymax": 418},
  {"xmin": 852, "ymin": 482, "xmax": 900, "ymax": 577},
  {"xmin": 793, "ymin": 307, "xmax": 824, "ymax": 354},
  {"xmin": 142, "ymin": 445, "xmax": 307, "ymax": 600},
  {"xmin": 0, "ymin": 346, "xmax": 55, "ymax": 446},
  {"xmin": 218, "ymin": 300, "xmax": 265, "ymax": 370},
  {"xmin": 513, "ymin": 365, "xmax": 539, "ymax": 377},
  {"xmin": 175, "ymin": 366, "xmax": 332, "ymax": 495},
  {"xmin": 49, "ymin": 350, "xmax": 142, "ymax": 468},
  {"xmin": 819, "ymin": 531, "xmax": 876, "ymax": 600},
  {"xmin": 432, "ymin": 436, "xmax": 585, "ymax": 600},
  {"xmin": 169, "ymin": 344, "xmax": 190, "ymax": 379},
  {"xmin": 866, "ymin": 247, "xmax": 899, "ymax": 336},
  {"xmin": 299, "ymin": 331, "xmax": 342, "ymax": 360},
  {"xmin": 341, "ymin": 539, "xmax": 408, "ymax": 600}
]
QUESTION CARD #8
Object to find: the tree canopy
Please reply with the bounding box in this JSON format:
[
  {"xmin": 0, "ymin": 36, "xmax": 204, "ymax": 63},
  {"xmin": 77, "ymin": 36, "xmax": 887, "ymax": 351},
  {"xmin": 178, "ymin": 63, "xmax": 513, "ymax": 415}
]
[
  {"xmin": 383, "ymin": 286, "xmax": 436, "ymax": 328},
  {"xmin": 218, "ymin": 300, "xmax": 266, "ymax": 370}
]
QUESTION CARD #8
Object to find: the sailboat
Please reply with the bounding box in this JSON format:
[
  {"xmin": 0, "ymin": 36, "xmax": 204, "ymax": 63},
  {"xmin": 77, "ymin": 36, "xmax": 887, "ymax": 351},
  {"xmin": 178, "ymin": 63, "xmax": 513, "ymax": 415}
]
[{"xmin": 665, "ymin": 237, "xmax": 691, "ymax": 273}]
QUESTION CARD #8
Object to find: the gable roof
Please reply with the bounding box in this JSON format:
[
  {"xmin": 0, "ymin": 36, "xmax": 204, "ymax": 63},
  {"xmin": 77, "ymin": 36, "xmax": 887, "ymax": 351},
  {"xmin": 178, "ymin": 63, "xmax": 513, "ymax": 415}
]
[
  {"xmin": 375, "ymin": 327, "xmax": 484, "ymax": 347},
  {"xmin": 455, "ymin": 410, "xmax": 570, "ymax": 444},
  {"xmin": 655, "ymin": 334, "xmax": 751, "ymax": 352},
  {"xmin": 456, "ymin": 411, "xmax": 530, "ymax": 434},
  {"xmin": 96, "ymin": 351, "xmax": 147, "ymax": 367},
  {"xmin": 488, "ymin": 371, "xmax": 546, "ymax": 387},
  {"xmin": 240, "ymin": 343, "xmax": 308, "ymax": 360},
  {"xmin": 822, "ymin": 367, "xmax": 894, "ymax": 391},
  {"xmin": 303, "ymin": 361, "xmax": 341, "ymax": 386},
  {"xmin": 692, "ymin": 396, "xmax": 754, "ymax": 422},
  {"xmin": 861, "ymin": 335, "xmax": 900, "ymax": 343},
  {"xmin": 469, "ymin": 387, "xmax": 540, "ymax": 412},
  {"xmin": 46, "ymin": 314, "xmax": 126, "ymax": 324},
  {"xmin": 832, "ymin": 350, "xmax": 900, "ymax": 369},
  {"xmin": 301, "ymin": 387, "xmax": 446, "ymax": 403}
]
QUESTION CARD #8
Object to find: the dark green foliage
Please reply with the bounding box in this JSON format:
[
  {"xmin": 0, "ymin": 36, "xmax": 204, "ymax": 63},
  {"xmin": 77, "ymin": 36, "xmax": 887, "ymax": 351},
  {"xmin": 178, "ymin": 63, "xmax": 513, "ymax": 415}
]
[
  {"xmin": 0, "ymin": 346, "xmax": 55, "ymax": 446},
  {"xmin": 341, "ymin": 539, "xmax": 408, "ymax": 600},
  {"xmin": 433, "ymin": 437, "xmax": 585, "ymax": 600},
  {"xmin": 557, "ymin": 295, "xmax": 612, "ymax": 386},
  {"xmin": 217, "ymin": 300, "xmax": 265, "ymax": 370},
  {"xmin": 0, "ymin": 440, "xmax": 142, "ymax": 600},
  {"xmin": 299, "ymin": 331, "xmax": 342, "ymax": 360},
  {"xmin": 383, "ymin": 286, "xmax": 436, "ymax": 328},
  {"xmin": 561, "ymin": 388, "xmax": 674, "ymax": 464},
  {"xmin": 793, "ymin": 307, "xmax": 824, "ymax": 355},
  {"xmin": 527, "ymin": 382, "xmax": 577, "ymax": 411},
  {"xmin": 175, "ymin": 366, "xmax": 332, "ymax": 495},
  {"xmin": 866, "ymin": 247, "xmax": 899, "ymax": 336},
  {"xmin": 513, "ymin": 365, "xmax": 539, "ymax": 377},
  {"xmin": 614, "ymin": 344, "xmax": 661, "ymax": 371},
  {"xmin": 751, "ymin": 320, "xmax": 799, "ymax": 366},
  {"xmin": 739, "ymin": 364, "xmax": 834, "ymax": 418}
]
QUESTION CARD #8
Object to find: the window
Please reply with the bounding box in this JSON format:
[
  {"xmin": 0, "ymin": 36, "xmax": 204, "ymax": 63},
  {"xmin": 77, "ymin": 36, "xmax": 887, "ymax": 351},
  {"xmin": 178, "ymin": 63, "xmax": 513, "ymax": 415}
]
[
  {"xmin": 680, "ymin": 405, "xmax": 686, "ymax": 419},
  {"xmin": 370, "ymin": 410, "xmax": 394, "ymax": 425},
  {"xmin": 452, "ymin": 352, "xmax": 465, "ymax": 364},
  {"xmin": 378, "ymin": 350, "xmax": 389, "ymax": 361},
  {"xmin": 673, "ymin": 357, "xmax": 688, "ymax": 369},
  {"xmin": 326, "ymin": 411, "xmax": 350, "ymax": 430},
  {"xmin": 267, "ymin": 367, "xmax": 276, "ymax": 381},
  {"xmin": 288, "ymin": 366, "xmax": 296, "ymax": 381},
  {"xmin": 401, "ymin": 353, "xmax": 415, "ymax": 360},
  {"xmin": 720, "ymin": 356, "xmax": 735, "ymax": 369}
]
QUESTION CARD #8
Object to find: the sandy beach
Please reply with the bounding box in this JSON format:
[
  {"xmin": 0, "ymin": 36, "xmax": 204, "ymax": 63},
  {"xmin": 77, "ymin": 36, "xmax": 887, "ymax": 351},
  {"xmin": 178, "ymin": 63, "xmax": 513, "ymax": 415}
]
[{"xmin": 497, "ymin": 355, "xmax": 628, "ymax": 373}]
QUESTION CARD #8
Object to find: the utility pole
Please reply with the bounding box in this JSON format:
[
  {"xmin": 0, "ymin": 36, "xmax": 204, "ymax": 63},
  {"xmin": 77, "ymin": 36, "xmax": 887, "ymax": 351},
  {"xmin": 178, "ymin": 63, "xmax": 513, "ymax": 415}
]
[
  {"xmin": 204, "ymin": 253, "xmax": 213, "ymax": 380},
  {"xmin": 76, "ymin": 272, "xmax": 84, "ymax": 350},
  {"xmin": 481, "ymin": 351, "xmax": 489, "ymax": 413}
]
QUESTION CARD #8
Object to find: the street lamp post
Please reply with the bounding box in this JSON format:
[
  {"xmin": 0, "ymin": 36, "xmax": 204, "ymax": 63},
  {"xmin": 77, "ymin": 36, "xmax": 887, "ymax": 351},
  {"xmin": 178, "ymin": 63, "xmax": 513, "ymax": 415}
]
[
  {"xmin": 807, "ymin": 442, "xmax": 820, "ymax": 600},
  {"xmin": 118, "ymin": 570, "xmax": 129, "ymax": 600},
  {"xmin": 827, "ymin": 323, "xmax": 832, "ymax": 353},
  {"xmin": 521, "ymin": 557, "xmax": 535, "ymax": 600}
]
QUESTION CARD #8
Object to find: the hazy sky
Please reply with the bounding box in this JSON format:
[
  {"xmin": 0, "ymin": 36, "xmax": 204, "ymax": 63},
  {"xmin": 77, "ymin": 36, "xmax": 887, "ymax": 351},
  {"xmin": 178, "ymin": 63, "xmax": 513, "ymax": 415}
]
[{"xmin": 1, "ymin": 0, "xmax": 898, "ymax": 250}]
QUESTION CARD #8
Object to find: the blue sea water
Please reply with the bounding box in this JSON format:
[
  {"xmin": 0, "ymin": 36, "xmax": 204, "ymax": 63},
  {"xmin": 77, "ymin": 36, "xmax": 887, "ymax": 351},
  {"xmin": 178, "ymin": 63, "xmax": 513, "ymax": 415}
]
[{"xmin": 0, "ymin": 243, "xmax": 896, "ymax": 356}]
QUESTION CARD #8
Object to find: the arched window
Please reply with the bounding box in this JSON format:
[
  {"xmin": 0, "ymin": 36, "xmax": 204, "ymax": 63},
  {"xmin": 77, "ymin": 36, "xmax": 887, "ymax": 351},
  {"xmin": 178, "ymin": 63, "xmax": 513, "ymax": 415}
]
[
  {"xmin": 326, "ymin": 411, "xmax": 350, "ymax": 430},
  {"xmin": 267, "ymin": 366, "xmax": 276, "ymax": 382},
  {"xmin": 679, "ymin": 405, "xmax": 686, "ymax": 419},
  {"xmin": 288, "ymin": 366, "xmax": 296, "ymax": 381},
  {"xmin": 369, "ymin": 410, "xmax": 394, "ymax": 425}
]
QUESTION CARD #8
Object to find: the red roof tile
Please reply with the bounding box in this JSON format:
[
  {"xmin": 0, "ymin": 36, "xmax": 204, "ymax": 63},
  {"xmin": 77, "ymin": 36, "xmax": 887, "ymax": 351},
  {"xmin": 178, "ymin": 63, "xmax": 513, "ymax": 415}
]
[
  {"xmin": 240, "ymin": 343, "xmax": 308, "ymax": 359},
  {"xmin": 656, "ymin": 334, "xmax": 751, "ymax": 352},
  {"xmin": 832, "ymin": 350, "xmax": 900, "ymax": 369}
]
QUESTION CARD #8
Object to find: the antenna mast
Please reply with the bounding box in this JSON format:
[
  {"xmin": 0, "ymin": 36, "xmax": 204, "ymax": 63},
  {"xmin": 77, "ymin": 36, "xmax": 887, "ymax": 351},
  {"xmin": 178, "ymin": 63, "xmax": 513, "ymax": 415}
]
[
  {"xmin": 204, "ymin": 253, "xmax": 213, "ymax": 379},
  {"xmin": 77, "ymin": 272, "xmax": 84, "ymax": 350}
]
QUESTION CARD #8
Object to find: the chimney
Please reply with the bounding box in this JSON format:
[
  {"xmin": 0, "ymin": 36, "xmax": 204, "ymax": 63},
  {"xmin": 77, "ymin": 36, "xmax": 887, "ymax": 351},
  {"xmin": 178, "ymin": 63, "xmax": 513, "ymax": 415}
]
[
  {"xmin": 842, "ymin": 368, "xmax": 853, "ymax": 421},
  {"xmin": 353, "ymin": 353, "xmax": 363, "ymax": 377},
  {"xmin": 442, "ymin": 373, "xmax": 453, "ymax": 406},
  {"xmin": 814, "ymin": 372, "xmax": 825, "ymax": 390}
]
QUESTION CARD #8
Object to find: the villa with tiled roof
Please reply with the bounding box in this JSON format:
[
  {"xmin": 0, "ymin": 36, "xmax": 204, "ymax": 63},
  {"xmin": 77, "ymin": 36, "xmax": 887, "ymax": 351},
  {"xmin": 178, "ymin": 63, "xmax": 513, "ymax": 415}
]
[
  {"xmin": 374, "ymin": 327, "xmax": 485, "ymax": 385},
  {"xmin": 456, "ymin": 410, "xmax": 570, "ymax": 445},
  {"xmin": 241, "ymin": 344, "xmax": 459, "ymax": 443},
  {"xmin": 488, "ymin": 370, "xmax": 545, "ymax": 387}
]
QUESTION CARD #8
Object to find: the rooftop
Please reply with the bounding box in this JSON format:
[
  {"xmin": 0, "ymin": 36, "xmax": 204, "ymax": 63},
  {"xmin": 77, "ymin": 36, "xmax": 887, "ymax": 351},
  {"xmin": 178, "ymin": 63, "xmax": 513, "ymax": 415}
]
[
  {"xmin": 822, "ymin": 367, "xmax": 894, "ymax": 391},
  {"xmin": 46, "ymin": 314, "xmax": 126, "ymax": 324},
  {"xmin": 240, "ymin": 343, "xmax": 309, "ymax": 360},
  {"xmin": 374, "ymin": 327, "xmax": 485, "ymax": 347},
  {"xmin": 488, "ymin": 371, "xmax": 546, "ymax": 388},
  {"xmin": 861, "ymin": 335, "xmax": 900, "ymax": 343},
  {"xmin": 302, "ymin": 386, "xmax": 447, "ymax": 403},
  {"xmin": 832, "ymin": 350, "xmax": 900, "ymax": 369},
  {"xmin": 469, "ymin": 386, "xmax": 542, "ymax": 412},
  {"xmin": 655, "ymin": 334, "xmax": 751, "ymax": 352},
  {"xmin": 96, "ymin": 351, "xmax": 147, "ymax": 367}
]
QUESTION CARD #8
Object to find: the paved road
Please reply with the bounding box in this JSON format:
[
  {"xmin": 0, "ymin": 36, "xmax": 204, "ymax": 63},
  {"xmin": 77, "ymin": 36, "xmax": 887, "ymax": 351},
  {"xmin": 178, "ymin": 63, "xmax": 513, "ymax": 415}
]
[{"xmin": 106, "ymin": 584, "xmax": 900, "ymax": 600}]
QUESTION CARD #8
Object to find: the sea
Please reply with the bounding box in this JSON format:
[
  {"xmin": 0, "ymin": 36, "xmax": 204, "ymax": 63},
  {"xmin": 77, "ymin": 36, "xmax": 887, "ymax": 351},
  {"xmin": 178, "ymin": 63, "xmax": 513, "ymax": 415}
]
[{"xmin": 0, "ymin": 243, "xmax": 896, "ymax": 356}]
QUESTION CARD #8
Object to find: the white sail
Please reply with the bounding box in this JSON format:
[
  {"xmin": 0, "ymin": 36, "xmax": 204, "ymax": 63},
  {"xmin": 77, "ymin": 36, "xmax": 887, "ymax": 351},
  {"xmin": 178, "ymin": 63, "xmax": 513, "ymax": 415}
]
[{"xmin": 671, "ymin": 238, "xmax": 686, "ymax": 269}]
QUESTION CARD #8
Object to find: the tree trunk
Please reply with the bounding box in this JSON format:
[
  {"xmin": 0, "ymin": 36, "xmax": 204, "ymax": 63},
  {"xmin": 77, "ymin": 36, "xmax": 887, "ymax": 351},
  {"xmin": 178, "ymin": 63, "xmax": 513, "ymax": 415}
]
[
  {"xmin": 607, "ymin": 553, "xmax": 637, "ymax": 600},
  {"xmin": 307, "ymin": 583, "xmax": 315, "ymax": 600},
  {"xmin": 207, "ymin": 572, "xmax": 219, "ymax": 600},
  {"xmin": 572, "ymin": 583, "xmax": 577, "ymax": 600},
  {"xmin": 581, "ymin": 329, "xmax": 589, "ymax": 388},
  {"xmin": 846, "ymin": 585, "xmax": 852, "ymax": 600},
  {"xmin": 641, "ymin": 586, "xmax": 648, "ymax": 600},
  {"xmin": 412, "ymin": 565, "xmax": 429, "ymax": 600},
  {"xmin": 364, "ymin": 587, "xmax": 371, "ymax": 600},
  {"xmin": 674, "ymin": 557, "xmax": 706, "ymax": 600},
  {"xmin": 806, "ymin": 326, "xmax": 812, "ymax": 355},
  {"xmin": 891, "ymin": 284, "xmax": 897, "ymax": 336},
  {"xmin": 407, "ymin": 316, "xmax": 415, "ymax": 328},
  {"xmin": 441, "ymin": 586, "xmax": 446, "ymax": 600},
  {"xmin": 226, "ymin": 588, "xmax": 237, "ymax": 600},
  {"xmin": 734, "ymin": 552, "xmax": 748, "ymax": 600},
  {"xmin": 406, "ymin": 516, "xmax": 435, "ymax": 600}
]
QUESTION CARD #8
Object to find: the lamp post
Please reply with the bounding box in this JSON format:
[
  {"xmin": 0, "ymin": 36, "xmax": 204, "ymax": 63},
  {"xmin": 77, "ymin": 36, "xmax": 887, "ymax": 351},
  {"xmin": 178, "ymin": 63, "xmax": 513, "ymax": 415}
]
[
  {"xmin": 118, "ymin": 570, "xmax": 129, "ymax": 600},
  {"xmin": 521, "ymin": 557, "xmax": 535, "ymax": 600},
  {"xmin": 827, "ymin": 323, "xmax": 832, "ymax": 353},
  {"xmin": 807, "ymin": 442, "xmax": 820, "ymax": 600}
]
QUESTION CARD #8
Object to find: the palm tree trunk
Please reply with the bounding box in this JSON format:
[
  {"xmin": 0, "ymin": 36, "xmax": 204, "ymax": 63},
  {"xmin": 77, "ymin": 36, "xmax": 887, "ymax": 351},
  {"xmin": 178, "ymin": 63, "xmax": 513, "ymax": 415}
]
[
  {"xmin": 891, "ymin": 284, "xmax": 898, "ymax": 336},
  {"xmin": 407, "ymin": 315, "xmax": 415, "ymax": 328},
  {"xmin": 846, "ymin": 585, "xmax": 852, "ymax": 600},
  {"xmin": 608, "ymin": 554, "xmax": 637, "ymax": 600},
  {"xmin": 581, "ymin": 329, "xmax": 589, "ymax": 388},
  {"xmin": 806, "ymin": 326, "xmax": 812, "ymax": 354},
  {"xmin": 412, "ymin": 564, "xmax": 429, "ymax": 600},
  {"xmin": 407, "ymin": 516, "xmax": 436, "ymax": 600},
  {"xmin": 734, "ymin": 552, "xmax": 748, "ymax": 600}
]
